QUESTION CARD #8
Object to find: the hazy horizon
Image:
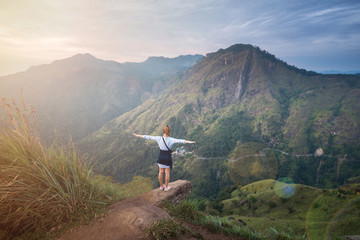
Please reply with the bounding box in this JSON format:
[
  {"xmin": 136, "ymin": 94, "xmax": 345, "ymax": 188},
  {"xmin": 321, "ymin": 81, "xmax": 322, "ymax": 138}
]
[{"xmin": 1, "ymin": 0, "xmax": 359, "ymax": 76}]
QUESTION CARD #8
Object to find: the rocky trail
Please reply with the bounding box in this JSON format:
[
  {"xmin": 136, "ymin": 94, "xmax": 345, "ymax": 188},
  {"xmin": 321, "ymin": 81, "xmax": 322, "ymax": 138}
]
[
  {"xmin": 57, "ymin": 180, "xmax": 191, "ymax": 240},
  {"xmin": 56, "ymin": 180, "xmax": 241, "ymax": 240}
]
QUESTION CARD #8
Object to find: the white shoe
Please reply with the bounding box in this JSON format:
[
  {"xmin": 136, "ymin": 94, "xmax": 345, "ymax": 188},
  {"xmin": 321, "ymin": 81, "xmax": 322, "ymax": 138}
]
[
  {"xmin": 164, "ymin": 186, "xmax": 171, "ymax": 192},
  {"xmin": 160, "ymin": 185, "xmax": 164, "ymax": 191}
]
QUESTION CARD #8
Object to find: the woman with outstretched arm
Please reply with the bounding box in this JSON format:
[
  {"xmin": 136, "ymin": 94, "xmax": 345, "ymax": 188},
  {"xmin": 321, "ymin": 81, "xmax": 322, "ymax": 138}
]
[{"xmin": 133, "ymin": 125, "xmax": 195, "ymax": 192}]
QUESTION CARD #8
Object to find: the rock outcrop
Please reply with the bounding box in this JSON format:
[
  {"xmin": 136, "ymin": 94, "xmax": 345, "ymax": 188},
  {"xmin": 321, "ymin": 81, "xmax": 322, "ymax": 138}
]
[
  {"xmin": 58, "ymin": 180, "xmax": 191, "ymax": 240},
  {"xmin": 137, "ymin": 179, "xmax": 192, "ymax": 207},
  {"xmin": 314, "ymin": 148, "xmax": 324, "ymax": 157}
]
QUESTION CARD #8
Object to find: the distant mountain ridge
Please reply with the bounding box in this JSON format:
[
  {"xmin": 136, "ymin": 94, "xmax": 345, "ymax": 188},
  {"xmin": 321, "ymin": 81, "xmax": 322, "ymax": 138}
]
[
  {"xmin": 26, "ymin": 53, "xmax": 123, "ymax": 73},
  {"xmin": 320, "ymin": 70, "xmax": 360, "ymax": 74},
  {"xmin": 0, "ymin": 53, "xmax": 203, "ymax": 142}
]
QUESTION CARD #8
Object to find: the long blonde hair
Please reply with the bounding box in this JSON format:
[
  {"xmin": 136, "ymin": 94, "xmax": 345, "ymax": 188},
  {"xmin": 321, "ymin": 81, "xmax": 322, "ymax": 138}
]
[{"xmin": 163, "ymin": 125, "xmax": 171, "ymax": 137}]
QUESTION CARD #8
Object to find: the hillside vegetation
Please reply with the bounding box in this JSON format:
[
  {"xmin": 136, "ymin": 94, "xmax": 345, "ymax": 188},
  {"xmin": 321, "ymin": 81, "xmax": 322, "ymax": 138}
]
[{"xmin": 217, "ymin": 179, "xmax": 360, "ymax": 239}]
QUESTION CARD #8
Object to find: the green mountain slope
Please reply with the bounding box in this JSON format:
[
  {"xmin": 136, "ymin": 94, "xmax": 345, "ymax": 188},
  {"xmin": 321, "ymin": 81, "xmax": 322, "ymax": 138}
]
[{"xmin": 79, "ymin": 44, "xmax": 360, "ymax": 194}]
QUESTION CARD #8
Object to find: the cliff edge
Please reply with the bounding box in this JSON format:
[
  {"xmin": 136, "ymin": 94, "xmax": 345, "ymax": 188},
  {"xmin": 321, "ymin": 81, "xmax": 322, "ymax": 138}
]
[{"xmin": 58, "ymin": 180, "xmax": 192, "ymax": 240}]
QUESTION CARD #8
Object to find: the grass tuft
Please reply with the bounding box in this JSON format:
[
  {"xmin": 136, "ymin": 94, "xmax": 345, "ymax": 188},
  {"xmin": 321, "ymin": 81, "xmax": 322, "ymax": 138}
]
[
  {"xmin": 146, "ymin": 217, "xmax": 202, "ymax": 240},
  {"xmin": 0, "ymin": 95, "xmax": 151, "ymax": 239}
]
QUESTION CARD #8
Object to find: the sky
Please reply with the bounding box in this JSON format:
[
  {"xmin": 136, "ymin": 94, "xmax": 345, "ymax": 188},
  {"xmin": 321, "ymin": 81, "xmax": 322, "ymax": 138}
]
[{"xmin": 0, "ymin": 0, "xmax": 360, "ymax": 76}]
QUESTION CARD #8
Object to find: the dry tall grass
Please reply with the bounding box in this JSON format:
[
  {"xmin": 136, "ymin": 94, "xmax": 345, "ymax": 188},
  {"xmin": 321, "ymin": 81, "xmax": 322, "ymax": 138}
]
[{"xmin": 0, "ymin": 95, "xmax": 151, "ymax": 239}]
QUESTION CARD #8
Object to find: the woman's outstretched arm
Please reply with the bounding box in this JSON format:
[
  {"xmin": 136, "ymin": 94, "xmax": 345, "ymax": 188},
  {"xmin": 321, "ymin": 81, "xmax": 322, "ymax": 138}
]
[
  {"xmin": 185, "ymin": 140, "xmax": 196, "ymax": 144},
  {"xmin": 133, "ymin": 133, "xmax": 144, "ymax": 138}
]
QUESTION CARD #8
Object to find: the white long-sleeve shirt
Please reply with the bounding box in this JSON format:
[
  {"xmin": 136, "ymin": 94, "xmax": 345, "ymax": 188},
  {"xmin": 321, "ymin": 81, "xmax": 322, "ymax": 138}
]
[{"xmin": 143, "ymin": 135, "xmax": 186, "ymax": 151}]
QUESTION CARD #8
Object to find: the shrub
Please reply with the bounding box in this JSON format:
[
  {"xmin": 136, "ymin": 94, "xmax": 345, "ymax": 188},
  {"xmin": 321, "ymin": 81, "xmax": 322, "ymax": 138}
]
[
  {"xmin": 165, "ymin": 199, "xmax": 203, "ymax": 222},
  {"xmin": 146, "ymin": 218, "xmax": 201, "ymax": 240},
  {"xmin": 312, "ymin": 202, "xmax": 320, "ymax": 209},
  {"xmin": 268, "ymin": 201, "xmax": 277, "ymax": 208}
]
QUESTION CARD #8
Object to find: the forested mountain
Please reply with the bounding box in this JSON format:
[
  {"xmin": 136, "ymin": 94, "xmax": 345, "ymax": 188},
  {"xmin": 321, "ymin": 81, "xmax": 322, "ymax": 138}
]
[
  {"xmin": 79, "ymin": 44, "xmax": 360, "ymax": 195},
  {"xmin": 0, "ymin": 53, "xmax": 202, "ymax": 142}
]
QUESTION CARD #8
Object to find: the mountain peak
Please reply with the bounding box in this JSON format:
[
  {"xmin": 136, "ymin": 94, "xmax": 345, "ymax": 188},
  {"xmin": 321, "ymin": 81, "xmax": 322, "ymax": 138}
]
[
  {"xmin": 206, "ymin": 43, "xmax": 267, "ymax": 59},
  {"xmin": 219, "ymin": 43, "xmax": 256, "ymax": 53},
  {"xmin": 47, "ymin": 53, "xmax": 123, "ymax": 71},
  {"xmin": 206, "ymin": 43, "xmax": 318, "ymax": 76},
  {"xmin": 53, "ymin": 53, "xmax": 100, "ymax": 65},
  {"xmin": 69, "ymin": 53, "xmax": 97, "ymax": 60}
]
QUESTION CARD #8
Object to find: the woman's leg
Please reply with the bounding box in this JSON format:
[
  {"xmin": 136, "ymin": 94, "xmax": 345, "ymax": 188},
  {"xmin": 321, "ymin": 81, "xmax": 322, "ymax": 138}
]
[
  {"xmin": 165, "ymin": 168, "xmax": 170, "ymax": 187},
  {"xmin": 158, "ymin": 168, "xmax": 165, "ymax": 187}
]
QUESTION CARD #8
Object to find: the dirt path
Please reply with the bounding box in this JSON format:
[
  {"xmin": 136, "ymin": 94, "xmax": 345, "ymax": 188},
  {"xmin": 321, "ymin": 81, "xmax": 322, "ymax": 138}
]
[
  {"xmin": 56, "ymin": 179, "xmax": 244, "ymax": 240},
  {"xmin": 57, "ymin": 180, "xmax": 191, "ymax": 240}
]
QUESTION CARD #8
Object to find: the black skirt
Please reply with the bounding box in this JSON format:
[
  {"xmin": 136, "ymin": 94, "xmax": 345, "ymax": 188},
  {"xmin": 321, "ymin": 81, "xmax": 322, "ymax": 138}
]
[{"xmin": 157, "ymin": 150, "xmax": 173, "ymax": 169}]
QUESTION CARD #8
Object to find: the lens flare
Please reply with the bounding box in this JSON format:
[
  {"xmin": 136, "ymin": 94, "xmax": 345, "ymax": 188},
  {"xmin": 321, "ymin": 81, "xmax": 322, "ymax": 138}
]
[
  {"xmin": 306, "ymin": 192, "xmax": 360, "ymax": 239},
  {"xmin": 274, "ymin": 177, "xmax": 296, "ymax": 198}
]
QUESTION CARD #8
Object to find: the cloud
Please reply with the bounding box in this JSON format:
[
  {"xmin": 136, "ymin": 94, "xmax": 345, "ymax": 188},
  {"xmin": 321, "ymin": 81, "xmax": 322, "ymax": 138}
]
[
  {"xmin": 0, "ymin": 0, "xmax": 359, "ymax": 75},
  {"xmin": 305, "ymin": 6, "xmax": 350, "ymax": 19}
]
